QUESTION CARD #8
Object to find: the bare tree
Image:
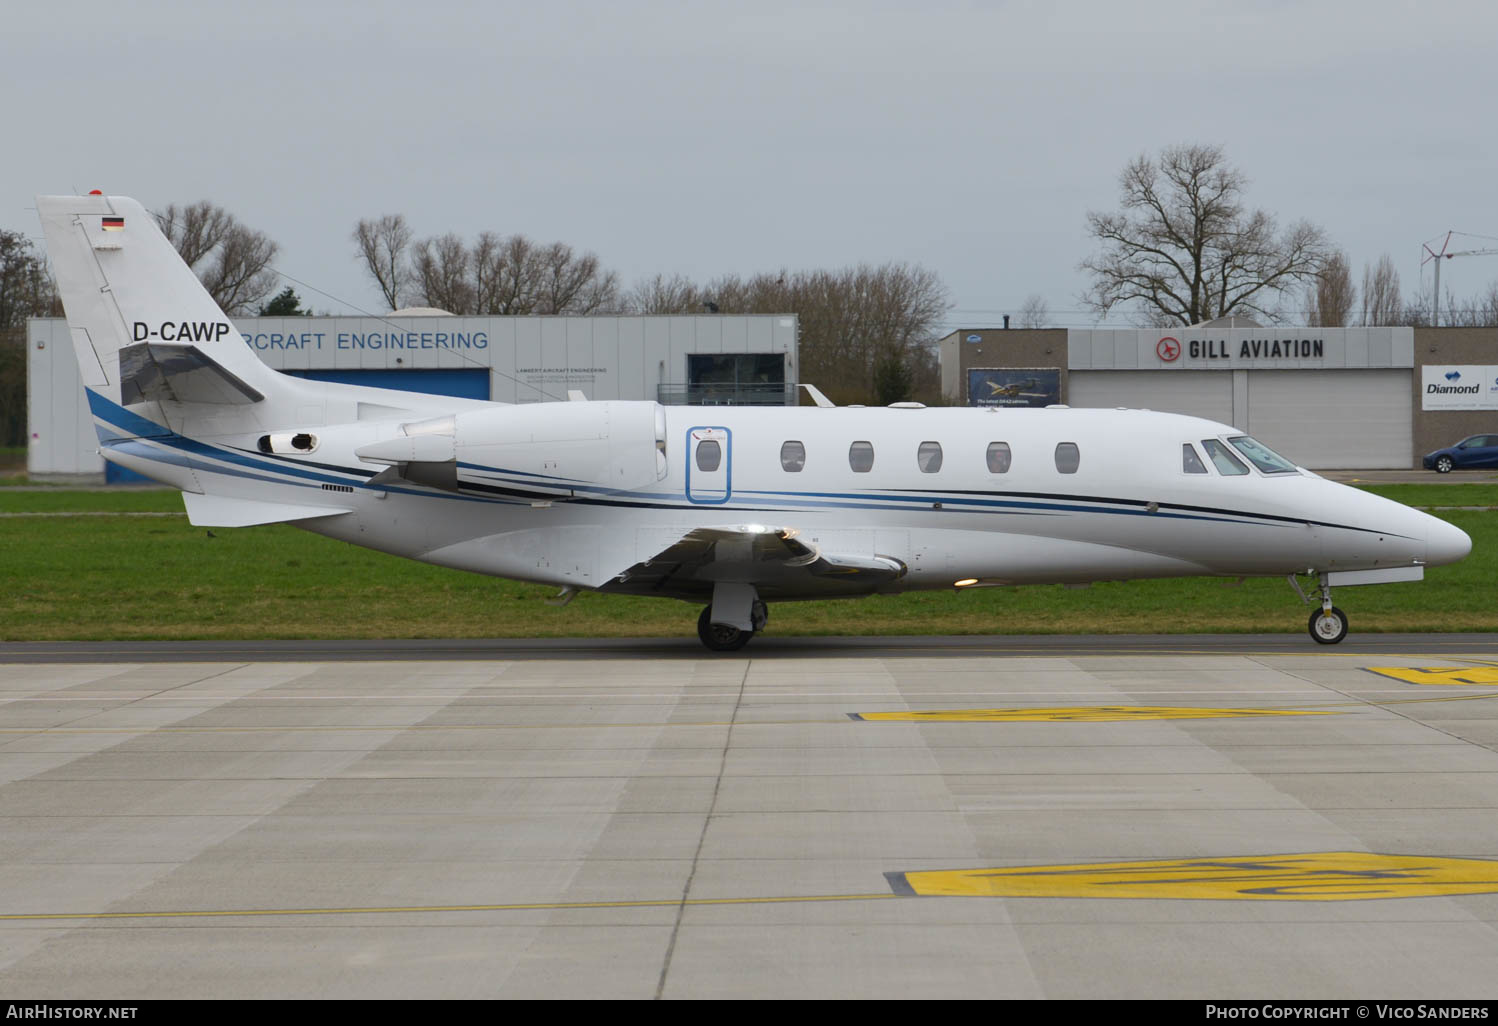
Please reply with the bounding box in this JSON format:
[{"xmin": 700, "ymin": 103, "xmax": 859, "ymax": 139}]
[
  {"xmin": 626, "ymin": 273, "xmax": 707, "ymax": 314},
  {"xmin": 1439, "ymin": 281, "xmax": 1498, "ymax": 327},
  {"xmin": 154, "ymin": 202, "xmax": 279, "ymax": 315},
  {"xmin": 534, "ymin": 242, "xmax": 618, "ymax": 314},
  {"xmin": 411, "ymin": 233, "xmax": 474, "ymax": 313},
  {"xmin": 1306, "ymin": 250, "xmax": 1355, "ymax": 326},
  {"xmin": 1017, "ymin": 293, "xmax": 1049, "ymax": 328},
  {"xmin": 352, "ymin": 214, "xmax": 412, "ymax": 310},
  {"xmin": 487, "ymin": 235, "xmax": 541, "ymax": 314},
  {"xmin": 1359, "ymin": 254, "xmax": 1403, "ymax": 326},
  {"xmin": 659, "ymin": 263, "xmax": 948, "ymax": 404},
  {"xmin": 356, "ymin": 216, "xmax": 621, "ymax": 317},
  {"xmin": 1081, "ymin": 144, "xmax": 1328, "ymax": 325}
]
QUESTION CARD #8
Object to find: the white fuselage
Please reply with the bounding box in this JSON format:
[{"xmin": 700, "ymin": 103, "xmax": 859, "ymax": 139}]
[{"xmin": 96, "ymin": 391, "xmax": 1470, "ymax": 600}]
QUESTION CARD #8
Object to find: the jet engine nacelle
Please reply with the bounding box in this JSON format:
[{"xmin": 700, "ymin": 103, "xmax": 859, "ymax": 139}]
[{"xmin": 450, "ymin": 400, "xmax": 666, "ymax": 495}]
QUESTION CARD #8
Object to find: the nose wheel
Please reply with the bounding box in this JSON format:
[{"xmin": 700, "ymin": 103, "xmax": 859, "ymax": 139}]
[
  {"xmin": 1308, "ymin": 606, "xmax": 1348, "ymax": 645},
  {"xmin": 1289, "ymin": 573, "xmax": 1350, "ymax": 645}
]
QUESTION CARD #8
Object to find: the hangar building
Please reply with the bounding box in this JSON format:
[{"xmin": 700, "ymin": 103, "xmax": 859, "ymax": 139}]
[
  {"xmin": 28, "ymin": 313, "xmax": 798, "ymax": 481},
  {"xmin": 940, "ymin": 321, "xmax": 1498, "ymax": 470}
]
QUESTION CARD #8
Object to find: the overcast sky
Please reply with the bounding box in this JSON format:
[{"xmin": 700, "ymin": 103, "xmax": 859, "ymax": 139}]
[{"xmin": 6, "ymin": 0, "xmax": 1497, "ymax": 329}]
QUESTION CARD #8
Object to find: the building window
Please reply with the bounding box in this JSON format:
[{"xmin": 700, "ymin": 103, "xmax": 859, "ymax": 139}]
[
  {"xmin": 696, "ymin": 439, "xmax": 722, "ymax": 472},
  {"xmin": 917, "ymin": 441, "xmax": 943, "ymax": 473},
  {"xmin": 1182, "ymin": 443, "xmax": 1208, "ymax": 474},
  {"xmin": 1054, "ymin": 442, "xmax": 1080, "ymax": 474},
  {"xmin": 848, "ymin": 441, "xmax": 875, "ymax": 473},
  {"xmin": 683, "ymin": 353, "xmax": 787, "ymax": 405},
  {"xmin": 986, "ymin": 441, "xmax": 1012, "ymax": 474},
  {"xmin": 780, "ymin": 440, "xmax": 806, "ymax": 472}
]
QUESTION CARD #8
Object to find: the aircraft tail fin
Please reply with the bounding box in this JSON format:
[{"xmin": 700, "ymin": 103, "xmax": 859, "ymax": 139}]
[{"xmin": 35, "ymin": 194, "xmax": 282, "ymax": 422}]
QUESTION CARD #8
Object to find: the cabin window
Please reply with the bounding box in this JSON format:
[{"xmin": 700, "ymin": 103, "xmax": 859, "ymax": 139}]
[
  {"xmin": 1182, "ymin": 443, "xmax": 1208, "ymax": 474},
  {"xmin": 917, "ymin": 441, "xmax": 943, "ymax": 473},
  {"xmin": 848, "ymin": 441, "xmax": 875, "ymax": 473},
  {"xmin": 1201, "ymin": 439, "xmax": 1249, "ymax": 475},
  {"xmin": 1054, "ymin": 442, "xmax": 1080, "ymax": 474},
  {"xmin": 695, "ymin": 439, "xmax": 722, "ymax": 472},
  {"xmin": 780, "ymin": 440, "xmax": 806, "ymax": 472},
  {"xmin": 985, "ymin": 441, "xmax": 1012, "ymax": 474},
  {"xmin": 1229, "ymin": 435, "xmax": 1298, "ymax": 474}
]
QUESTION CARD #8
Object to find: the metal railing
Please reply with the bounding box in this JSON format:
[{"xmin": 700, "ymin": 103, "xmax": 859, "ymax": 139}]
[{"xmin": 656, "ymin": 383, "xmax": 798, "ymax": 406}]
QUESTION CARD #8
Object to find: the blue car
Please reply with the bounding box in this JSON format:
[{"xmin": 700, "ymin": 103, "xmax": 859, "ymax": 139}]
[{"xmin": 1423, "ymin": 434, "xmax": 1498, "ymax": 473}]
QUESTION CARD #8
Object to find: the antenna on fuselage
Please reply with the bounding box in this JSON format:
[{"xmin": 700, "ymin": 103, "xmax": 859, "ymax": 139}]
[{"xmin": 799, "ymin": 383, "xmax": 835, "ymax": 408}]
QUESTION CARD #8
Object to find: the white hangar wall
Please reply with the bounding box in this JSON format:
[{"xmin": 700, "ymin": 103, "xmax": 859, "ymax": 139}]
[
  {"xmin": 27, "ymin": 313, "xmax": 798, "ymax": 480},
  {"xmin": 1066, "ymin": 327, "xmax": 1415, "ymax": 470}
]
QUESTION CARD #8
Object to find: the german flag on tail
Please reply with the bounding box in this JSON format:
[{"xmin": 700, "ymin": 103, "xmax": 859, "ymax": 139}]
[{"xmin": 102, "ymin": 216, "xmax": 124, "ymax": 231}]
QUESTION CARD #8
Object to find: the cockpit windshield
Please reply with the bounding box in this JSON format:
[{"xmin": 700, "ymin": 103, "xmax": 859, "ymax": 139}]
[
  {"xmin": 1228, "ymin": 436, "xmax": 1299, "ymax": 474},
  {"xmin": 1200, "ymin": 439, "xmax": 1249, "ymax": 476}
]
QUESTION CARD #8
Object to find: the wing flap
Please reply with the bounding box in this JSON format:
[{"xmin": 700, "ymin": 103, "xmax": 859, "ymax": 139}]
[{"xmin": 608, "ymin": 525, "xmax": 906, "ymax": 600}]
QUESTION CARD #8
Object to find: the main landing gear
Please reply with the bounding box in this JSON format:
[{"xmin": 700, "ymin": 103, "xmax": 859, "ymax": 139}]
[
  {"xmin": 1290, "ymin": 572, "xmax": 1349, "ymax": 645},
  {"xmin": 696, "ymin": 597, "xmax": 768, "ymax": 653}
]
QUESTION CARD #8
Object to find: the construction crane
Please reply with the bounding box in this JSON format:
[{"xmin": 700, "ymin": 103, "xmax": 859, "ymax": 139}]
[{"xmin": 1422, "ymin": 231, "xmax": 1498, "ymax": 326}]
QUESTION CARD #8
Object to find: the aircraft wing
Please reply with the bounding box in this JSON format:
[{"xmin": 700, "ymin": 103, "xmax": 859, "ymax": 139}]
[{"xmin": 604, "ymin": 525, "xmax": 906, "ymax": 602}]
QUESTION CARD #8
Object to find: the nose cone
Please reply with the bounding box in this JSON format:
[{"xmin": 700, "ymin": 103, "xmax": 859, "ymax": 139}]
[{"xmin": 1427, "ymin": 516, "xmax": 1472, "ymax": 566}]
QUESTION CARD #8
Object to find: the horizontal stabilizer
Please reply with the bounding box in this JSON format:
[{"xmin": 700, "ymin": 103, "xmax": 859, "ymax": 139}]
[
  {"xmin": 119, "ymin": 344, "xmax": 264, "ymax": 406},
  {"xmin": 182, "ymin": 492, "xmax": 352, "ymax": 527}
]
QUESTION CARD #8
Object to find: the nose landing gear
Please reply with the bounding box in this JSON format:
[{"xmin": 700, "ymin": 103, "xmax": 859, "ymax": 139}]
[{"xmin": 1290, "ymin": 572, "xmax": 1349, "ymax": 645}]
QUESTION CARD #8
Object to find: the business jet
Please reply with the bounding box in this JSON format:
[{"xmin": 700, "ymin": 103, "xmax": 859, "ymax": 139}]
[{"xmin": 38, "ymin": 194, "xmax": 1472, "ymax": 651}]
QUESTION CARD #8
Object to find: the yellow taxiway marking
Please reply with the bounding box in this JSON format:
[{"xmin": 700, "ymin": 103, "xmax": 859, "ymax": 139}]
[
  {"xmin": 888, "ymin": 853, "xmax": 1498, "ymax": 901},
  {"xmin": 0, "ymin": 892, "xmax": 899, "ymax": 923},
  {"xmin": 4, "ymin": 693, "xmax": 1497, "ymax": 738},
  {"xmin": 850, "ymin": 706, "xmax": 1335, "ymax": 722},
  {"xmin": 13, "ymin": 852, "xmax": 1498, "ymax": 920},
  {"xmin": 1365, "ymin": 666, "xmax": 1498, "ymax": 686}
]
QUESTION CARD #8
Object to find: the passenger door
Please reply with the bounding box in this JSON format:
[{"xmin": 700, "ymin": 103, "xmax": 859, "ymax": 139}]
[{"xmin": 686, "ymin": 426, "xmax": 731, "ymax": 504}]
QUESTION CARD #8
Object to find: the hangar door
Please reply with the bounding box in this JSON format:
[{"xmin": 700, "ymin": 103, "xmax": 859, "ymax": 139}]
[
  {"xmin": 1242, "ymin": 370, "xmax": 1410, "ymax": 470},
  {"xmin": 285, "ymin": 368, "xmax": 491, "ymax": 400},
  {"xmin": 1068, "ymin": 371, "xmax": 1234, "ymax": 424}
]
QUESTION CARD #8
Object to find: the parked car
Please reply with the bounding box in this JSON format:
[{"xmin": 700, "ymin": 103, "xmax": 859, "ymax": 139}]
[{"xmin": 1423, "ymin": 434, "xmax": 1498, "ymax": 473}]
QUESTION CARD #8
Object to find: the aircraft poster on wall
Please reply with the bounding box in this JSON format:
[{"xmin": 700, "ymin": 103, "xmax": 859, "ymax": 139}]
[{"xmin": 967, "ymin": 368, "xmax": 1060, "ymax": 408}]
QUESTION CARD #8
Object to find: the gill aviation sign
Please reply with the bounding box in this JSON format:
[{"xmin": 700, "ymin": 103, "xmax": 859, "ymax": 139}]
[{"xmin": 1065, "ymin": 327, "xmax": 1414, "ymax": 372}]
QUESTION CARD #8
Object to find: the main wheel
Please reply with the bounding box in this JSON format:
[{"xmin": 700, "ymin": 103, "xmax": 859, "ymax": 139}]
[
  {"xmin": 1308, "ymin": 606, "xmax": 1348, "ymax": 645},
  {"xmin": 1435, "ymin": 455, "xmax": 1454, "ymax": 474},
  {"xmin": 697, "ymin": 606, "xmax": 753, "ymax": 652}
]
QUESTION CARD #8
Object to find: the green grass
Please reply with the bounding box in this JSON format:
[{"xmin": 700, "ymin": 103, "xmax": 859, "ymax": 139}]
[
  {"xmin": 0, "ymin": 502, "xmax": 1491, "ymax": 641},
  {"xmin": 1356, "ymin": 484, "xmax": 1498, "ymax": 508},
  {"xmin": 0, "ymin": 489, "xmax": 183, "ymax": 513}
]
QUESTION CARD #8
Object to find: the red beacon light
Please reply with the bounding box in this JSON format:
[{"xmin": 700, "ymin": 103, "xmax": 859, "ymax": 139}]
[{"xmin": 88, "ymin": 190, "xmax": 102, "ymax": 195}]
